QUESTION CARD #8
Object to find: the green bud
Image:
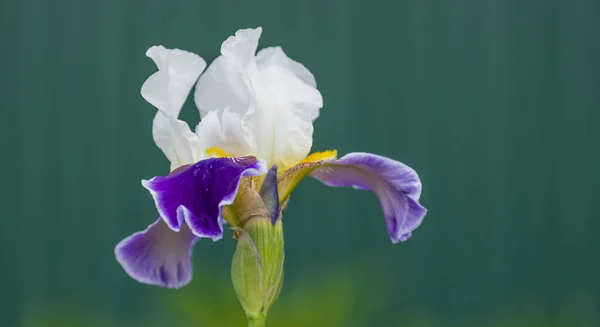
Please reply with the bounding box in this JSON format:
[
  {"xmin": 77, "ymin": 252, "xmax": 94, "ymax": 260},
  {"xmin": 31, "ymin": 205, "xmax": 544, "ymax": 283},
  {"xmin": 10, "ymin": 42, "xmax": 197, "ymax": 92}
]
[{"xmin": 232, "ymin": 216, "xmax": 285, "ymax": 321}]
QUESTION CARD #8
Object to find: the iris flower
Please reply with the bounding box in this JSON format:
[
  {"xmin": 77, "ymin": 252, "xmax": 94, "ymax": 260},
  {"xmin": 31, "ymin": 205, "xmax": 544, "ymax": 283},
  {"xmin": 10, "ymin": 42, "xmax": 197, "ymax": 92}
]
[{"xmin": 115, "ymin": 27, "xmax": 427, "ymax": 322}]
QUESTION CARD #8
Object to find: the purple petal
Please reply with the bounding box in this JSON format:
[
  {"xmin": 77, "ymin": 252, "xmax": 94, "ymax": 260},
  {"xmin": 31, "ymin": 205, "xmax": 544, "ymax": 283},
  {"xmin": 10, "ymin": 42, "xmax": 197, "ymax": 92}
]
[
  {"xmin": 115, "ymin": 218, "xmax": 198, "ymax": 288},
  {"xmin": 309, "ymin": 152, "xmax": 427, "ymax": 243},
  {"xmin": 142, "ymin": 157, "xmax": 267, "ymax": 240}
]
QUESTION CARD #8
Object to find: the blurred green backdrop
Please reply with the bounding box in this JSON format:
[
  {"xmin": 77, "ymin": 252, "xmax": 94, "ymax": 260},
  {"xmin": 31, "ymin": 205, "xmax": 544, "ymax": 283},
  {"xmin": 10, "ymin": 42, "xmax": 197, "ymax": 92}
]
[{"xmin": 1, "ymin": 0, "xmax": 599, "ymax": 326}]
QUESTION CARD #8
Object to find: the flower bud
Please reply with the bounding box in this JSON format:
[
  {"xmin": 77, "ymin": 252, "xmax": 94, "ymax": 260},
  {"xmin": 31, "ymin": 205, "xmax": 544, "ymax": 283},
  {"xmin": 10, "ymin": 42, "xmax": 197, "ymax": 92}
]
[{"xmin": 231, "ymin": 216, "xmax": 284, "ymax": 320}]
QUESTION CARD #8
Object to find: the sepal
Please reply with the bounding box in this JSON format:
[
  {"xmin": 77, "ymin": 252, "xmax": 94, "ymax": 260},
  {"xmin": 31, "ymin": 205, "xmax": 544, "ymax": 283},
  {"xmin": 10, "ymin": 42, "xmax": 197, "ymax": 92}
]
[{"xmin": 231, "ymin": 216, "xmax": 284, "ymax": 320}]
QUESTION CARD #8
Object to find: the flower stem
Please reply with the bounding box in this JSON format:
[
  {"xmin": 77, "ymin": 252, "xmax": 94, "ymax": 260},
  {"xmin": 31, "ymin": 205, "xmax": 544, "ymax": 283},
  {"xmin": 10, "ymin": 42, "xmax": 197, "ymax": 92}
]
[{"xmin": 248, "ymin": 315, "xmax": 266, "ymax": 327}]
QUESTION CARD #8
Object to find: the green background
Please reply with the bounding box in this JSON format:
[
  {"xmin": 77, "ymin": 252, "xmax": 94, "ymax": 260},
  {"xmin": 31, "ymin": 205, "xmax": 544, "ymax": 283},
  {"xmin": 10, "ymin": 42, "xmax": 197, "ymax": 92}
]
[{"xmin": 1, "ymin": 0, "xmax": 599, "ymax": 326}]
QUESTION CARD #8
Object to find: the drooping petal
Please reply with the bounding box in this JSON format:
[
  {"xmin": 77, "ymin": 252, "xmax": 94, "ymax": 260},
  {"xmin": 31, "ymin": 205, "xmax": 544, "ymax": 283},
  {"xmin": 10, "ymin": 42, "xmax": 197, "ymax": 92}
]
[
  {"xmin": 142, "ymin": 157, "xmax": 267, "ymax": 240},
  {"xmin": 310, "ymin": 153, "xmax": 426, "ymax": 243},
  {"xmin": 278, "ymin": 152, "xmax": 426, "ymax": 243},
  {"xmin": 141, "ymin": 46, "xmax": 206, "ymax": 117},
  {"xmin": 193, "ymin": 27, "xmax": 323, "ymax": 168},
  {"xmin": 153, "ymin": 111, "xmax": 203, "ymax": 170},
  {"xmin": 115, "ymin": 218, "xmax": 198, "ymax": 288}
]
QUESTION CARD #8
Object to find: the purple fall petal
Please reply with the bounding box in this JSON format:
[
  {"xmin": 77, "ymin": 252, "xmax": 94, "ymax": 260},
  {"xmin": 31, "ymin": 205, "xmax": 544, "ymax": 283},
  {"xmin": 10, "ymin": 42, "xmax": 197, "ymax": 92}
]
[
  {"xmin": 142, "ymin": 157, "xmax": 267, "ymax": 240},
  {"xmin": 310, "ymin": 152, "xmax": 427, "ymax": 243},
  {"xmin": 115, "ymin": 218, "xmax": 197, "ymax": 288}
]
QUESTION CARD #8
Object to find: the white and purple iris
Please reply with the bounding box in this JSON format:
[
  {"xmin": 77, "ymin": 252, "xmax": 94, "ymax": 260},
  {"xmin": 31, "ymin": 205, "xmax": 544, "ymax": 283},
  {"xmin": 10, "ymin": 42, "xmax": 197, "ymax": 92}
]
[{"xmin": 115, "ymin": 27, "xmax": 427, "ymax": 289}]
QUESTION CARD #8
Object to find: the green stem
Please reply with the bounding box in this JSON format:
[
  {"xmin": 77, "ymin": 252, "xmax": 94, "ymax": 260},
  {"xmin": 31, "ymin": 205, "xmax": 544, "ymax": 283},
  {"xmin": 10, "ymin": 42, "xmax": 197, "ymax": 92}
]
[{"xmin": 248, "ymin": 315, "xmax": 266, "ymax": 327}]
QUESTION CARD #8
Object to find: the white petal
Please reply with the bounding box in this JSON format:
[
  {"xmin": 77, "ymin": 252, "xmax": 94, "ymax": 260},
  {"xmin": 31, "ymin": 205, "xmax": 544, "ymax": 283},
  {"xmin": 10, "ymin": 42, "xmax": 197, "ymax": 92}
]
[
  {"xmin": 259, "ymin": 65, "xmax": 323, "ymax": 164},
  {"xmin": 142, "ymin": 46, "xmax": 206, "ymax": 117},
  {"xmin": 194, "ymin": 28, "xmax": 262, "ymax": 119},
  {"xmin": 153, "ymin": 111, "xmax": 203, "ymax": 170},
  {"xmin": 194, "ymin": 55, "xmax": 252, "ymax": 119},
  {"xmin": 193, "ymin": 27, "xmax": 266, "ymax": 158},
  {"xmin": 193, "ymin": 27, "xmax": 323, "ymax": 168},
  {"xmin": 221, "ymin": 27, "xmax": 263, "ymax": 68},
  {"xmin": 195, "ymin": 109, "xmax": 252, "ymax": 157},
  {"xmin": 256, "ymin": 46, "xmax": 317, "ymax": 88}
]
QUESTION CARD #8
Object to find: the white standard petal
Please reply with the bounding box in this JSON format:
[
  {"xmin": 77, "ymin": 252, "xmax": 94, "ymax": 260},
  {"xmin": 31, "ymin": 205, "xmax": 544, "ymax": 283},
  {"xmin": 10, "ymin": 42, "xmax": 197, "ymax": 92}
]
[
  {"xmin": 153, "ymin": 111, "xmax": 203, "ymax": 170},
  {"xmin": 258, "ymin": 65, "xmax": 323, "ymax": 166},
  {"xmin": 195, "ymin": 108, "xmax": 252, "ymax": 157},
  {"xmin": 194, "ymin": 28, "xmax": 263, "ymax": 120},
  {"xmin": 142, "ymin": 46, "xmax": 206, "ymax": 117},
  {"xmin": 194, "ymin": 27, "xmax": 323, "ymax": 168},
  {"xmin": 256, "ymin": 46, "xmax": 317, "ymax": 88}
]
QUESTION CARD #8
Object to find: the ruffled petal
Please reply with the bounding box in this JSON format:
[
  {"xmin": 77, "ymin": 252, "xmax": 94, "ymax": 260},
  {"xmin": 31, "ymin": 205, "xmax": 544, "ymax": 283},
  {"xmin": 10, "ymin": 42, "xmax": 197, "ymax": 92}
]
[
  {"xmin": 256, "ymin": 46, "xmax": 317, "ymax": 89},
  {"xmin": 115, "ymin": 218, "xmax": 198, "ymax": 288},
  {"xmin": 193, "ymin": 28, "xmax": 261, "ymax": 120},
  {"xmin": 221, "ymin": 27, "xmax": 263, "ymax": 68},
  {"xmin": 141, "ymin": 46, "xmax": 206, "ymax": 117},
  {"xmin": 153, "ymin": 111, "xmax": 203, "ymax": 170},
  {"xmin": 194, "ymin": 27, "xmax": 323, "ymax": 168},
  {"xmin": 140, "ymin": 46, "xmax": 206, "ymax": 168},
  {"xmin": 310, "ymin": 153, "xmax": 426, "ymax": 243},
  {"xmin": 194, "ymin": 109, "xmax": 252, "ymax": 158},
  {"xmin": 142, "ymin": 157, "xmax": 267, "ymax": 240}
]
